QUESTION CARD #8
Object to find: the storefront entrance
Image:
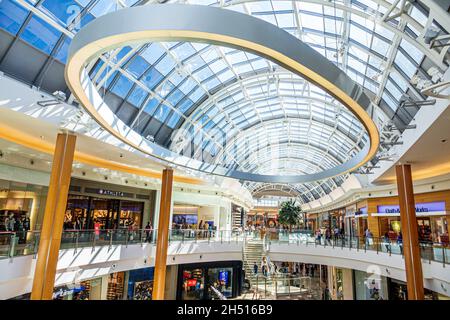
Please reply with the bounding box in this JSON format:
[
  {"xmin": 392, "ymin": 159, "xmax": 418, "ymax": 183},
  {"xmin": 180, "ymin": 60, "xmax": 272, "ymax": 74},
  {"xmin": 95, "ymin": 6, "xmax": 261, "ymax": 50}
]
[
  {"xmin": 64, "ymin": 195, "xmax": 144, "ymax": 230},
  {"xmin": 177, "ymin": 261, "xmax": 242, "ymax": 300}
]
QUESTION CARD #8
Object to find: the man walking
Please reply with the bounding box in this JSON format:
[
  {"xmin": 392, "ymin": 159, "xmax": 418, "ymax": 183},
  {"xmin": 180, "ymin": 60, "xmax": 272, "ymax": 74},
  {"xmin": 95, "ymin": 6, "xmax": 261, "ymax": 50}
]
[{"xmin": 253, "ymin": 262, "xmax": 258, "ymax": 275}]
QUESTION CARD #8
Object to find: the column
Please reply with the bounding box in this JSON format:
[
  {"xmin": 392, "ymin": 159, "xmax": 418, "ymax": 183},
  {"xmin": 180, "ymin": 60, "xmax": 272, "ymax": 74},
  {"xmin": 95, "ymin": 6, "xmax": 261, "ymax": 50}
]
[
  {"xmin": 395, "ymin": 164, "xmax": 424, "ymax": 300},
  {"xmin": 31, "ymin": 133, "xmax": 77, "ymax": 300},
  {"xmin": 152, "ymin": 168, "xmax": 173, "ymax": 300}
]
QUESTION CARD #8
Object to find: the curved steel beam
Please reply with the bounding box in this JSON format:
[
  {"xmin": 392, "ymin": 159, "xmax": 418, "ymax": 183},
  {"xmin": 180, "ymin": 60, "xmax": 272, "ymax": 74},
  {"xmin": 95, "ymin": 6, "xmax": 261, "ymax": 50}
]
[{"xmin": 66, "ymin": 4, "xmax": 379, "ymax": 183}]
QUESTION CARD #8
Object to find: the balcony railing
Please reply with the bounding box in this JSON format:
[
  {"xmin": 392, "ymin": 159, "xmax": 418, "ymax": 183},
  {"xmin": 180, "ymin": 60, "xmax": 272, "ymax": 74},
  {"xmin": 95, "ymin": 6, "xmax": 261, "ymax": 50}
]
[
  {"xmin": 0, "ymin": 228, "xmax": 244, "ymax": 259},
  {"xmin": 0, "ymin": 229, "xmax": 448, "ymax": 266}
]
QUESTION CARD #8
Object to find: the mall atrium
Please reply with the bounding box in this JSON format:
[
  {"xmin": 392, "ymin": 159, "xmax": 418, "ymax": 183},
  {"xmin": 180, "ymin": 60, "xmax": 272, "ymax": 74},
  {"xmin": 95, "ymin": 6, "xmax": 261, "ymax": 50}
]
[{"xmin": 0, "ymin": 0, "xmax": 449, "ymax": 302}]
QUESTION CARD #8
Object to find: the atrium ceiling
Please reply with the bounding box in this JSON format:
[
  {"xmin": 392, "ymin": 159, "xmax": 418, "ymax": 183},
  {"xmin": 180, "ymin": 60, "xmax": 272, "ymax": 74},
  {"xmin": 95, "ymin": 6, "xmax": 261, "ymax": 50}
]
[{"xmin": 0, "ymin": 0, "xmax": 449, "ymax": 204}]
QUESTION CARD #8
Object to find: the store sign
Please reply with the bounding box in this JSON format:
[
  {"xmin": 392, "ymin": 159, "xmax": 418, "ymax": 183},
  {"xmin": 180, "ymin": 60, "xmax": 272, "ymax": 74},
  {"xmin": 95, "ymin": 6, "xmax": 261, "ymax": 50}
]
[
  {"xmin": 98, "ymin": 189, "xmax": 124, "ymax": 197},
  {"xmin": 377, "ymin": 201, "xmax": 445, "ymax": 214},
  {"xmin": 355, "ymin": 207, "xmax": 367, "ymax": 216},
  {"xmin": 52, "ymin": 285, "xmax": 85, "ymax": 299}
]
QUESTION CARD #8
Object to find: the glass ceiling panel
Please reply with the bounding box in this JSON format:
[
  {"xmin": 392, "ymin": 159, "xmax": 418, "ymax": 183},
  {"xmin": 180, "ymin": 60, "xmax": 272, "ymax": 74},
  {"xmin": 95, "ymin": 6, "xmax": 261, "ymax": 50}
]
[{"xmin": 2, "ymin": 0, "xmax": 448, "ymax": 204}]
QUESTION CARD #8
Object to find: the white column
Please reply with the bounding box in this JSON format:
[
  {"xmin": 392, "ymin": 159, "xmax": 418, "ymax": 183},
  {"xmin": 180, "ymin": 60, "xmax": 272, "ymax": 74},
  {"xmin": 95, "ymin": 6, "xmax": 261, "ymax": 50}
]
[
  {"xmin": 152, "ymin": 189, "xmax": 161, "ymax": 240},
  {"xmin": 100, "ymin": 275, "xmax": 109, "ymax": 300}
]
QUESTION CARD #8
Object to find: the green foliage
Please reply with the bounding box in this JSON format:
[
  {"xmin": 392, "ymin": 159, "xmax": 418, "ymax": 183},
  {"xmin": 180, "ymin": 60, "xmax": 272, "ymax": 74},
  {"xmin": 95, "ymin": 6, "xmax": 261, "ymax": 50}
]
[{"xmin": 278, "ymin": 199, "xmax": 303, "ymax": 230}]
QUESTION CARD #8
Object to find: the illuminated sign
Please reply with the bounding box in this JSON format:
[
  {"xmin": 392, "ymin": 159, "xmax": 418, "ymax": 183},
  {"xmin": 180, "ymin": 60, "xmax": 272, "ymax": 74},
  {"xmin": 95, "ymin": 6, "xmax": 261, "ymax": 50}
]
[
  {"xmin": 377, "ymin": 201, "xmax": 445, "ymax": 214},
  {"xmin": 355, "ymin": 207, "xmax": 367, "ymax": 216}
]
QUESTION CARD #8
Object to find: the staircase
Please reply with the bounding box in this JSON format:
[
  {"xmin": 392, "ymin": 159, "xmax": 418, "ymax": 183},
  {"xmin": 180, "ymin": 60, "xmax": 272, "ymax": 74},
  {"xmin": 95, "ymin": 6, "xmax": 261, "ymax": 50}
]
[
  {"xmin": 231, "ymin": 210, "xmax": 242, "ymax": 230},
  {"xmin": 243, "ymin": 237, "xmax": 265, "ymax": 286}
]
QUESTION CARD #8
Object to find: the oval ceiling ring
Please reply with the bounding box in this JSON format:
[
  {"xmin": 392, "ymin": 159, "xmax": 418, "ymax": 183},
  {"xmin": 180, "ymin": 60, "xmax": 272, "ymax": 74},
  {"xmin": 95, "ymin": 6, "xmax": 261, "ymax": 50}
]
[{"xmin": 65, "ymin": 4, "xmax": 379, "ymax": 184}]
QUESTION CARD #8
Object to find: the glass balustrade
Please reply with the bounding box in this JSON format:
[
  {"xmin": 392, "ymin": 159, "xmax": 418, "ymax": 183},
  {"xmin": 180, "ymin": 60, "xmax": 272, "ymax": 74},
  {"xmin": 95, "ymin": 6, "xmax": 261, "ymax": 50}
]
[{"xmin": 0, "ymin": 229, "xmax": 448, "ymax": 266}]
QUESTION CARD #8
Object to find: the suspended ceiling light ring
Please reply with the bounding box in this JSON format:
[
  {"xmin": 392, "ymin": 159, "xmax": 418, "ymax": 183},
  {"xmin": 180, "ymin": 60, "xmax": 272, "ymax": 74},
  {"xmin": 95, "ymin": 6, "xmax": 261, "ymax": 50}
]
[{"xmin": 65, "ymin": 4, "xmax": 379, "ymax": 184}]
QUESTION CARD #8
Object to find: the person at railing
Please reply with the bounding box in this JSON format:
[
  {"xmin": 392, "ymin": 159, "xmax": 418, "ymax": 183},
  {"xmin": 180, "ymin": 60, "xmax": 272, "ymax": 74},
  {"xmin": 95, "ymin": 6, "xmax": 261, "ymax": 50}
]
[
  {"xmin": 198, "ymin": 220, "xmax": 204, "ymax": 239},
  {"xmin": 325, "ymin": 228, "xmax": 332, "ymax": 246},
  {"xmin": 364, "ymin": 228, "xmax": 373, "ymax": 247},
  {"xmin": 6, "ymin": 214, "xmax": 15, "ymax": 232},
  {"xmin": 397, "ymin": 232, "xmax": 403, "ymax": 254},
  {"xmin": 383, "ymin": 232, "xmax": 391, "ymax": 253},
  {"xmin": 315, "ymin": 228, "xmax": 322, "ymax": 245},
  {"xmin": 440, "ymin": 231, "xmax": 449, "ymax": 247},
  {"xmin": 144, "ymin": 222, "xmax": 152, "ymax": 243},
  {"xmin": 322, "ymin": 285, "xmax": 331, "ymax": 300},
  {"xmin": 94, "ymin": 219, "xmax": 100, "ymax": 241}
]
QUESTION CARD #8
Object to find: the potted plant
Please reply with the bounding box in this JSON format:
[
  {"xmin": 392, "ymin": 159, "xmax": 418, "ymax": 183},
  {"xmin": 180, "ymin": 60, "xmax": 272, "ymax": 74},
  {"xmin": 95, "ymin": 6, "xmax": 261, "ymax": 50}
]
[{"xmin": 278, "ymin": 199, "xmax": 303, "ymax": 233}]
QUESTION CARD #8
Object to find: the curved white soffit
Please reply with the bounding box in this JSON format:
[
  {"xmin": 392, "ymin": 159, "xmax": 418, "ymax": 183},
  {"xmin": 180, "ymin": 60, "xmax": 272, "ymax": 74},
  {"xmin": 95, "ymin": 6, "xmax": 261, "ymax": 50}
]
[{"xmin": 66, "ymin": 4, "xmax": 380, "ymax": 184}]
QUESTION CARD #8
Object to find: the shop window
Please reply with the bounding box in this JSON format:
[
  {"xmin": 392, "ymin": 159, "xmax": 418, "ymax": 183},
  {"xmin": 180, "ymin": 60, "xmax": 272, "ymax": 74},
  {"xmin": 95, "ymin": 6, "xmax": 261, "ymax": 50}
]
[
  {"xmin": 107, "ymin": 272, "xmax": 125, "ymax": 300},
  {"xmin": 0, "ymin": 179, "xmax": 47, "ymax": 233},
  {"xmin": 182, "ymin": 268, "xmax": 205, "ymax": 300}
]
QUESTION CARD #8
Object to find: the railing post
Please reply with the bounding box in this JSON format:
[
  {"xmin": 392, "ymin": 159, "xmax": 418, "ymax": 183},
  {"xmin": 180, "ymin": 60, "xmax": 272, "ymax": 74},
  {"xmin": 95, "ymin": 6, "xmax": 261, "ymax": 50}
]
[
  {"xmin": 75, "ymin": 231, "xmax": 79, "ymax": 254},
  {"xmin": 376, "ymin": 238, "xmax": 379, "ymax": 254},
  {"xmin": 33, "ymin": 232, "xmax": 39, "ymax": 258},
  {"xmin": 92, "ymin": 230, "xmax": 96, "ymax": 253},
  {"xmin": 349, "ymin": 235, "xmax": 352, "ymax": 250},
  {"xmin": 357, "ymin": 236, "xmax": 359, "ymax": 252},
  {"xmin": 109, "ymin": 230, "xmax": 112, "ymax": 251},
  {"xmin": 125, "ymin": 230, "xmax": 129, "ymax": 248},
  {"xmin": 9, "ymin": 233, "xmax": 16, "ymax": 258},
  {"xmin": 264, "ymin": 276, "xmax": 267, "ymax": 298},
  {"xmin": 275, "ymin": 276, "xmax": 277, "ymax": 299},
  {"xmin": 443, "ymin": 246, "xmax": 446, "ymax": 267},
  {"xmin": 256, "ymin": 275, "xmax": 259, "ymax": 300}
]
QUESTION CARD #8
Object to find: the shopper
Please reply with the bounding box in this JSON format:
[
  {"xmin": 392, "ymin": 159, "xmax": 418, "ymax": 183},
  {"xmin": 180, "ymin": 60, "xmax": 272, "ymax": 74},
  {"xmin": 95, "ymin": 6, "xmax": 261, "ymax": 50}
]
[
  {"xmin": 74, "ymin": 217, "xmax": 82, "ymax": 230},
  {"xmin": 384, "ymin": 232, "xmax": 391, "ymax": 252},
  {"xmin": 397, "ymin": 232, "xmax": 403, "ymax": 254},
  {"xmin": 4, "ymin": 215, "xmax": 10, "ymax": 231},
  {"xmin": 325, "ymin": 228, "xmax": 332, "ymax": 246},
  {"xmin": 94, "ymin": 219, "xmax": 100, "ymax": 241},
  {"xmin": 253, "ymin": 262, "xmax": 258, "ymax": 275},
  {"xmin": 144, "ymin": 222, "xmax": 152, "ymax": 243},
  {"xmin": 315, "ymin": 229, "xmax": 322, "ymax": 245},
  {"xmin": 8, "ymin": 214, "xmax": 15, "ymax": 232},
  {"xmin": 365, "ymin": 228, "xmax": 372, "ymax": 247}
]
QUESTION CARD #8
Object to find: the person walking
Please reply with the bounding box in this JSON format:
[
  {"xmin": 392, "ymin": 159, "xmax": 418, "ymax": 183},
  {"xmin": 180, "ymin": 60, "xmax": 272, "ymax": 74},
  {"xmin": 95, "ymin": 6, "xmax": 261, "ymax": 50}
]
[
  {"xmin": 253, "ymin": 262, "xmax": 258, "ymax": 275},
  {"xmin": 383, "ymin": 231, "xmax": 391, "ymax": 252},
  {"xmin": 397, "ymin": 232, "xmax": 403, "ymax": 254},
  {"xmin": 94, "ymin": 219, "xmax": 100, "ymax": 241},
  {"xmin": 8, "ymin": 214, "xmax": 15, "ymax": 232},
  {"xmin": 144, "ymin": 222, "xmax": 152, "ymax": 243}
]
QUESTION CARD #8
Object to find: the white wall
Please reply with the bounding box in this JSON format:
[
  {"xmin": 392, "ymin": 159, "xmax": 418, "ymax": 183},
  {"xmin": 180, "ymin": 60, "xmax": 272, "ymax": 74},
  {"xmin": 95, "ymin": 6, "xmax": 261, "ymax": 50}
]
[{"xmin": 0, "ymin": 240, "xmax": 243, "ymax": 300}]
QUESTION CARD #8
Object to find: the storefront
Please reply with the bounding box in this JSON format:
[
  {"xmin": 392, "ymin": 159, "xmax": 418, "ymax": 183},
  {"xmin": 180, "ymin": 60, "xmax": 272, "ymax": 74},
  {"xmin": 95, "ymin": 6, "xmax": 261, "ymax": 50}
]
[
  {"xmin": 373, "ymin": 201, "xmax": 449, "ymax": 243},
  {"xmin": 344, "ymin": 204, "xmax": 357, "ymax": 236},
  {"xmin": 53, "ymin": 278, "xmax": 103, "ymax": 300},
  {"xmin": 172, "ymin": 205, "xmax": 199, "ymax": 229},
  {"xmin": 318, "ymin": 212, "xmax": 330, "ymax": 231},
  {"xmin": 306, "ymin": 213, "xmax": 318, "ymax": 231},
  {"xmin": 0, "ymin": 179, "xmax": 48, "ymax": 232},
  {"xmin": 330, "ymin": 208, "xmax": 345, "ymax": 232},
  {"xmin": 63, "ymin": 178, "xmax": 156, "ymax": 231},
  {"xmin": 176, "ymin": 261, "xmax": 242, "ymax": 300},
  {"xmin": 328, "ymin": 267, "xmax": 353, "ymax": 300},
  {"xmin": 386, "ymin": 278, "xmax": 449, "ymax": 300},
  {"xmin": 355, "ymin": 205, "xmax": 368, "ymax": 238},
  {"xmin": 353, "ymin": 270, "xmax": 388, "ymax": 300},
  {"xmin": 126, "ymin": 267, "xmax": 154, "ymax": 300}
]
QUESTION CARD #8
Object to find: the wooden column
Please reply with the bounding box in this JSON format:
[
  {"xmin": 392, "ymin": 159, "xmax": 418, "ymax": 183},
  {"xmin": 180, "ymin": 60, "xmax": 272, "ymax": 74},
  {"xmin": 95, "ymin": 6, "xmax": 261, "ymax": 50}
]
[
  {"xmin": 31, "ymin": 133, "xmax": 76, "ymax": 300},
  {"xmin": 152, "ymin": 168, "xmax": 173, "ymax": 300},
  {"xmin": 395, "ymin": 164, "xmax": 424, "ymax": 300}
]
